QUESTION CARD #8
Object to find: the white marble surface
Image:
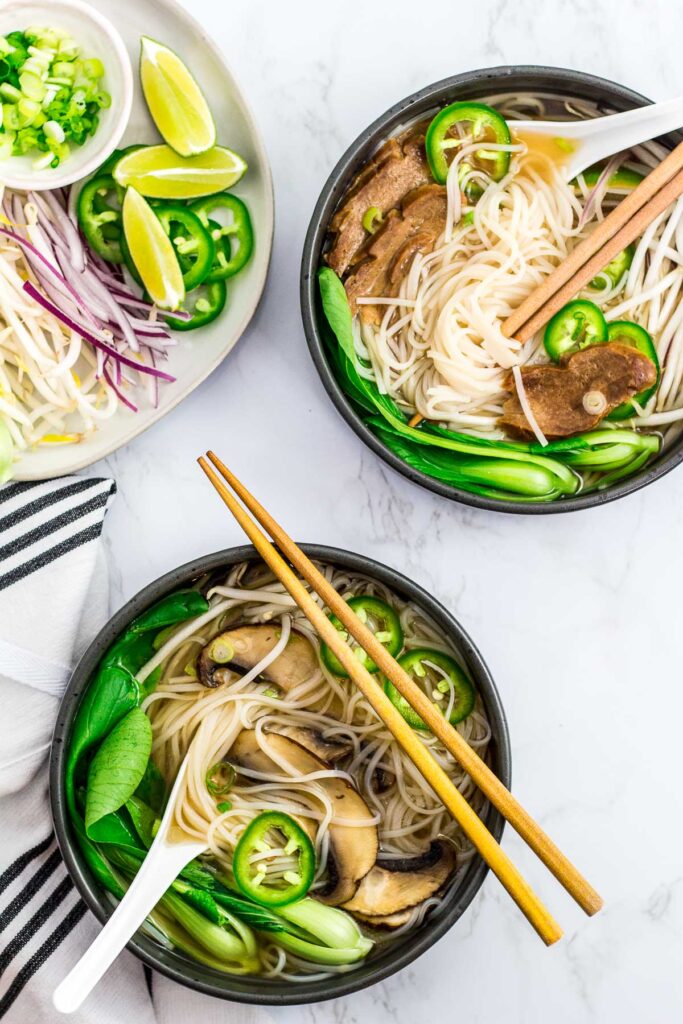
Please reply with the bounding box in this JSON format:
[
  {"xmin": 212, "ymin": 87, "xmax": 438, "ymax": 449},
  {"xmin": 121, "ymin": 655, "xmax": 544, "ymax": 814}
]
[{"xmin": 88, "ymin": 1, "xmax": 683, "ymax": 1020}]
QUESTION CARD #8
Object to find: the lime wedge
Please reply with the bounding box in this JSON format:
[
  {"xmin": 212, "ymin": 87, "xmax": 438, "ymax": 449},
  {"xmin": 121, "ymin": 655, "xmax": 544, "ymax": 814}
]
[
  {"xmin": 140, "ymin": 37, "xmax": 216, "ymax": 157},
  {"xmin": 114, "ymin": 145, "xmax": 247, "ymax": 199},
  {"xmin": 122, "ymin": 187, "xmax": 185, "ymax": 310}
]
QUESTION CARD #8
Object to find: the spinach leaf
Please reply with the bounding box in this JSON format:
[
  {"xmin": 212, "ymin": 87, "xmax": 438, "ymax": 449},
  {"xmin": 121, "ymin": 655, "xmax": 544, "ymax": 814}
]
[{"xmin": 85, "ymin": 708, "xmax": 152, "ymax": 835}]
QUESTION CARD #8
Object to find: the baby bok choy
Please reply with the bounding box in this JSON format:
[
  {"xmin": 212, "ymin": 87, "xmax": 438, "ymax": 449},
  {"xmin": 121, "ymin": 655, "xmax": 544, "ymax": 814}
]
[
  {"xmin": 64, "ymin": 587, "xmax": 373, "ymax": 975},
  {"xmin": 317, "ymin": 267, "xmax": 661, "ymax": 501}
]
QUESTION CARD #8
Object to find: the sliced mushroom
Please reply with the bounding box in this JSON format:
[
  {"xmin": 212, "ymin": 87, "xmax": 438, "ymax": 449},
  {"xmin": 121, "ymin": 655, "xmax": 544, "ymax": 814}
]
[
  {"xmin": 197, "ymin": 625, "xmax": 318, "ymax": 690},
  {"xmin": 371, "ymin": 765, "xmax": 395, "ymax": 794},
  {"xmin": 282, "ymin": 726, "xmax": 353, "ymax": 765},
  {"xmin": 340, "ymin": 839, "xmax": 456, "ymax": 918},
  {"xmin": 229, "ymin": 730, "xmax": 378, "ymax": 905},
  {"xmin": 352, "ymin": 908, "xmax": 414, "ymax": 929}
]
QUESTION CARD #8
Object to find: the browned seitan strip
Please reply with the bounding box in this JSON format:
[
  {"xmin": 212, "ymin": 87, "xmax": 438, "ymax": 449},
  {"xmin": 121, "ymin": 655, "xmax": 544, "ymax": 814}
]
[
  {"xmin": 325, "ymin": 125, "xmax": 431, "ymax": 277},
  {"xmin": 500, "ymin": 342, "xmax": 657, "ymax": 439},
  {"xmin": 344, "ymin": 183, "xmax": 447, "ymax": 323}
]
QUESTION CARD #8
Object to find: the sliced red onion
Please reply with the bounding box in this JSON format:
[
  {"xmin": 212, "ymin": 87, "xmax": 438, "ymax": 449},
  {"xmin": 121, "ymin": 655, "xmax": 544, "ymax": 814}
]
[
  {"xmin": 578, "ymin": 154, "xmax": 623, "ymax": 229},
  {"xmin": 36, "ymin": 189, "xmax": 86, "ymax": 273},
  {"xmin": 0, "ymin": 226, "xmax": 100, "ymax": 327},
  {"xmin": 148, "ymin": 348, "xmax": 159, "ymax": 408},
  {"xmin": 103, "ymin": 364, "xmax": 138, "ymax": 412},
  {"xmin": 23, "ymin": 281, "xmax": 176, "ymax": 382}
]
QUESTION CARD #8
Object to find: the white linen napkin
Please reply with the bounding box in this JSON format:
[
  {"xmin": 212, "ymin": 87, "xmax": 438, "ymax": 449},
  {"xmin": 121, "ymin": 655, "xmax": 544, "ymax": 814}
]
[{"xmin": 0, "ymin": 477, "xmax": 274, "ymax": 1024}]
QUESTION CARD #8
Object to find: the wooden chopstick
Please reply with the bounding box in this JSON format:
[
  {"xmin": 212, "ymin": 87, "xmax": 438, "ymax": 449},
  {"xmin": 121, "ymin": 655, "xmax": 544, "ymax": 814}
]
[
  {"xmin": 502, "ymin": 140, "xmax": 683, "ymax": 344},
  {"xmin": 205, "ymin": 451, "xmax": 603, "ymax": 920},
  {"xmin": 198, "ymin": 454, "xmax": 563, "ymax": 946}
]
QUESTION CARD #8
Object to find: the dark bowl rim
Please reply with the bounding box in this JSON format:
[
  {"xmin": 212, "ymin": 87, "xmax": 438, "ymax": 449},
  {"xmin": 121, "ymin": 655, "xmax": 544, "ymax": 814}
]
[
  {"xmin": 300, "ymin": 64, "xmax": 683, "ymax": 515},
  {"xmin": 49, "ymin": 543, "xmax": 511, "ymax": 1006}
]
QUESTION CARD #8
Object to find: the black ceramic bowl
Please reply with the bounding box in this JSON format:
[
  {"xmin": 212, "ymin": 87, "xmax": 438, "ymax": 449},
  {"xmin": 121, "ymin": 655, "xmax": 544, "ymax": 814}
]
[
  {"xmin": 50, "ymin": 544, "xmax": 511, "ymax": 1006},
  {"xmin": 301, "ymin": 65, "xmax": 683, "ymax": 514}
]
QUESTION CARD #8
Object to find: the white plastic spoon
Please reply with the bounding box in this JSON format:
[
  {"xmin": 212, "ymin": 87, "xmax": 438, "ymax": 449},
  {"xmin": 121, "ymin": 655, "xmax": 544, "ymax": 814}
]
[
  {"xmin": 53, "ymin": 755, "xmax": 206, "ymax": 1015},
  {"xmin": 512, "ymin": 94, "xmax": 683, "ymax": 180}
]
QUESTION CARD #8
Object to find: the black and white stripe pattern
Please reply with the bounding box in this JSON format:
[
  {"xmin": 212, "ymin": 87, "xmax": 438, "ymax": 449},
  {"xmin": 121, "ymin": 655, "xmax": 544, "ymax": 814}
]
[
  {"xmin": 0, "ymin": 837, "xmax": 85, "ymax": 1018},
  {"xmin": 0, "ymin": 478, "xmax": 116, "ymax": 592},
  {"xmin": 0, "ymin": 474, "xmax": 116, "ymax": 1018}
]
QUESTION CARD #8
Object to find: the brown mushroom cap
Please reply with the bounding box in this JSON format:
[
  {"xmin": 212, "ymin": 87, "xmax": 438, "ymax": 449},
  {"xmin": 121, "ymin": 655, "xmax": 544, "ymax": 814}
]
[
  {"xmin": 340, "ymin": 839, "xmax": 457, "ymax": 919},
  {"xmin": 197, "ymin": 624, "xmax": 319, "ymax": 690},
  {"xmin": 229, "ymin": 730, "xmax": 378, "ymax": 906}
]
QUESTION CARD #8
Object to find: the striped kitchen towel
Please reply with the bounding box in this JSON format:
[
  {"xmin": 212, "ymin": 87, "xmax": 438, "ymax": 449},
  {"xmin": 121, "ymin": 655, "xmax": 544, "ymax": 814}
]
[
  {"xmin": 0, "ymin": 475, "xmax": 156, "ymax": 1024},
  {"xmin": 0, "ymin": 476, "xmax": 273, "ymax": 1024}
]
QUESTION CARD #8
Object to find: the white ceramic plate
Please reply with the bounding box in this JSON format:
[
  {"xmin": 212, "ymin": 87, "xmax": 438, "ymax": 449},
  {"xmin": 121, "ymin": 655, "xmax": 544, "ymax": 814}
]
[{"xmin": 12, "ymin": 0, "xmax": 273, "ymax": 480}]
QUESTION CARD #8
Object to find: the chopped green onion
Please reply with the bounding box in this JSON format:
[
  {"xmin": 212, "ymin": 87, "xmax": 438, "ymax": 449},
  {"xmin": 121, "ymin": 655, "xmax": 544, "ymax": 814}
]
[
  {"xmin": 362, "ymin": 206, "xmax": 384, "ymax": 233},
  {"xmin": 0, "ymin": 26, "xmax": 109, "ymax": 166}
]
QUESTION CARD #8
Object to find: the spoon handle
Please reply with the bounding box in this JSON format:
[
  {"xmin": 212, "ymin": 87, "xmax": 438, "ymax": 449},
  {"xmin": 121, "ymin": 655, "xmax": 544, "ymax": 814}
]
[{"xmin": 52, "ymin": 838, "xmax": 200, "ymax": 1015}]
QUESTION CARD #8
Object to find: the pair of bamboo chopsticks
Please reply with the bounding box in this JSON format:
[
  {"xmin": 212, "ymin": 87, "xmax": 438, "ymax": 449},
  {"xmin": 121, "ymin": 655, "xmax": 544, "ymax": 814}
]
[
  {"xmin": 198, "ymin": 451, "xmax": 603, "ymax": 945},
  {"xmin": 501, "ymin": 140, "xmax": 683, "ymax": 344}
]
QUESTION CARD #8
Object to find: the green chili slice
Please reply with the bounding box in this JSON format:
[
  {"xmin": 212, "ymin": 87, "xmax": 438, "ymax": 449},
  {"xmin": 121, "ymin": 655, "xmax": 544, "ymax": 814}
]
[
  {"xmin": 190, "ymin": 194, "xmax": 254, "ymax": 281},
  {"xmin": 606, "ymin": 321, "xmax": 660, "ymax": 419},
  {"xmin": 205, "ymin": 761, "xmax": 236, "ymax": 796},
  {"xmin": 154, "ymin": 203, "xmax": 215, "ymax": 290},
  {"xmin": 579, "ymin": 166, "xmax": 643, "ymax": 192},
  {"xmin": 384, "ymin": 648, "xmax": 475, "ymax": 730},
  {"xmin": 320, "ymin": 595, "xmax": 403, "ymax": 676},
  {"xmin": 165, "ymin": 279, "xmax": 227, "ymax": 331},
  {"xmin": 543, "ymin": 299, "xmax": 608, "ymax": 362},
  {"xmin": 589, "ymin": 242, "xmax": 635, "ymax": 291},
  {"xmin": 426, "ymin": 101, "xmax": 511, "ymax": 186},
  {"xmin": 232, "ymin": 811, "xmax": 315, "ymax": 907},
  {"xmin": 77, "ymin": 174, "xmax": 123, "ymax": 263}
]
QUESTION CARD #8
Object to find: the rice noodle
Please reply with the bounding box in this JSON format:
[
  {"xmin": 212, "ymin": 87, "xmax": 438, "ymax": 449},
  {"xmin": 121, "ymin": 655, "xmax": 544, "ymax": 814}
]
[
  {"xmin": 357, "ymin": 93, "xmax": 683, "ymax": 447},
  {"xmin": 140, "ymin": 559, "xmax": 491, "ymax": 979}
]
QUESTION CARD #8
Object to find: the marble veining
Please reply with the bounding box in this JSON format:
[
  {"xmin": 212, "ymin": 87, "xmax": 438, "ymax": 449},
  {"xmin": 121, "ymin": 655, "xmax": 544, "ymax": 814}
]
[{"xmin": 85, "ymin": 0, "xmax": 683, "ymax": 1019}]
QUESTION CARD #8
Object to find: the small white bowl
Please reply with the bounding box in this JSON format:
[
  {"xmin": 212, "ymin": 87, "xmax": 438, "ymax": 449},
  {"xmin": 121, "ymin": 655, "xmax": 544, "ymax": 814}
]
[{"xmin": 0, "ymin": 0, "xmax": 133, "ymax": 190}]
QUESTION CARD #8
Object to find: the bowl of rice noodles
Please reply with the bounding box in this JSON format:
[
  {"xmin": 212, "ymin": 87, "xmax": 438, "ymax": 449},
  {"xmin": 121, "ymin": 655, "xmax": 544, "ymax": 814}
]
[
  {"xmin": 51, "ymin": 544, "xmax": 510, "ymax": 1004},
  {"xmin": 301, "ymin": 66, "xmax": 683, "ymax": 512}
]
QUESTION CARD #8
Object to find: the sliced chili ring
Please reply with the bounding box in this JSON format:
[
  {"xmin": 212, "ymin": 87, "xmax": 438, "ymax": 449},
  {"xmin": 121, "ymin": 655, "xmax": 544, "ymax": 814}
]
[
  {"xmin": 190, "ymin": 194, "xmax": 254, "ymax": 281},
  {"xmin": 165, "ymin": 279, "xmax": 227, "ymax": 332},
  {"xmin": 154, "ymin": 203, "xmax": 215, "ymax": 291},
  {"xmin": 384, "ymin": 648, "xmax": 475, "ymax": 730},
  {"xmin": 76, "ymin": 174, "xmax": 123, "ymax": 264},
  {"xmin": 589, "ymin": 243, "xmax": 635, "ymax": 291},
  {"xmin": 232, "ymin": 811, "xmax": 315, "ymax": 907},
  {"xmin": 426, "ymin": 101, "xmax": 511, "ymax": 186},
  {"xmin": 606, "ymin": 321, "xmax": 660, "ymax": 420},
  {"xmin": 543, "ymin": 299, "xmax": 608, "ymax": 362},
  {"xmin": 320, "ymin": 595, "xmax": 403, "ymax": 677}
]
